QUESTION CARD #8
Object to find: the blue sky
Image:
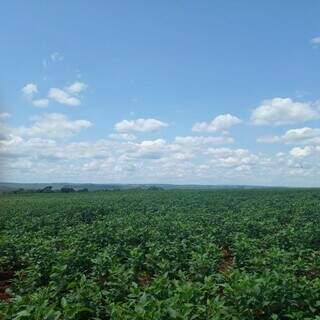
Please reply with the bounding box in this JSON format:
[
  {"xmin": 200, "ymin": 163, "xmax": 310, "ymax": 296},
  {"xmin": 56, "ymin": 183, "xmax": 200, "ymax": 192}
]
[{"xmin": 1, "ymin": 1, "xmax": 320, "ymax": 186}]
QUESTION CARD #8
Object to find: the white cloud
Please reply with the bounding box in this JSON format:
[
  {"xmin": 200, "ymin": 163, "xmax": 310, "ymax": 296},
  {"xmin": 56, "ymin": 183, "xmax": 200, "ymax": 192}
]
[
  {"xmin": 290, "ymin": 146, "xmax": 313, "ymax": 158},
  {"xmin": 192, "ymin": 114, "xmax": 241, "ymax": 132},
  {"xmin": 0, "ymin": 112, "xmax": 11, "ymax": 119},
  {"xmin": 256, "ymin": 125, "xmax": 320, "ymax": 179},
  {"xmin": 32, "ymin": 99, "xmax": 49, "ymax": 108},
  {"xmin": 48, "ymin": 81, "xmax": 87, "ymax": 106},
  {"xmin": 251, "ymin": 98, "xmax": 320, "ymax": 125},
  {"xmin": 22, "ymin": 83, "xmax": 37, "ymax": 97},
  {"xmin": 125, "ymin": 136, "xmax": 234, "ymax": 162},
  {"xmin": 174, "ymin": 135, "xmax": 234, "ymax": 146},
  {"xmin": 51, "ymin": 140, "xmax": 113, "ymax": 160},
  {"xmin": 115, "ymin": 118, "xmax": 168, "ymax": 133},
  {"xmin": 282, "ymin": 127, "xmax": 320, "ymax": 145},
  {"xmin": 22, "ymin": 84, "xmax": 51, "ymax": 108},
  {"xmin": 206, "ymin": 147, "xmax": 259, "ymax": 165},
  {"xmin": 66, "ymin": 82, "xmax": 87, "ymax": 94},
  {"xmin": 204, "ymin": 148, "xmax": 265, "ymax": 172},
  {"xmin": 206, "ymin": 147, "xmax": 248, "ymax": 157},
  {"xmin": 258, "ymin": 127, "xmax": 320, "ymax": 146},
  {"xmin": 1, "ymin": 113, "xmax": 320, "ymax": 186},
  {"xmin": 129, "ymin": 139, "xmax": 168, "ymax": 159},
  {"xmin": 1, "ymin": 129, "xmax": 319, "ymax": 186},
  {"xmin": 17, "ymin": 113, "xmax": 92, "ymax": 139},
  {"xmin": 48, "ymin": 88, "xmax": 81, "ymax": 106},
  {"xmin": 50, "ymin": 52, "xmax": 64, "ymax": 61},
  {"xmin": 109, "ymin": 133, "xmax": 137, "ymax": 141},
  {"xmin": 257, "ymin": 135, "xmax": 280, "ymax": 144},
  {"xmin": 311, "ymin": 37, "xmax": 320, "ymax": 45}
]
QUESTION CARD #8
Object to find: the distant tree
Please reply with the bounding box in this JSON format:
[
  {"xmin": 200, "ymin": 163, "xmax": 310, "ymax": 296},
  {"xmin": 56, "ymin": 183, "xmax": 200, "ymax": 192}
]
[
  {"xmin": 148, "ymin": 186, "xmax": 163, "ymax": 191},
  {"xmin": 40, "ymin": 186, "xmax": 53, "ymax": 193},
  {"xmin": 60, "ymin": 186, "xmax": 75, "ymax": 193},
  {"xmin": 78, "ymin": 188, "xmax": 89, "ymax": 193},
  {"xmin": 13, "ymin": 188, "xmax": 25, "ymax": 194}
]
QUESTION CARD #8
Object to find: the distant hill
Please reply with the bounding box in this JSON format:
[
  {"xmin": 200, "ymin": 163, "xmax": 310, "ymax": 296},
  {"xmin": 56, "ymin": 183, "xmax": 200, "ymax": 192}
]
[{"xmin": 0, "ymin": 182, "xmax": 288, "ymax": 193}]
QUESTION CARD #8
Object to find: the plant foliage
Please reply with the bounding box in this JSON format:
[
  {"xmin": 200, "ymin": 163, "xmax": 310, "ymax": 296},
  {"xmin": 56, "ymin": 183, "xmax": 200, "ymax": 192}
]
[{"xmin": 1, "ymin": 189, "xmax": 320, "ymax": 319}]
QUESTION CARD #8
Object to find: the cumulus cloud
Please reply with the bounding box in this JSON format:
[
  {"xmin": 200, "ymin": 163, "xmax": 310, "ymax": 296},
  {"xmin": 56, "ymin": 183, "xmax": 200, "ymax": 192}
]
[
  {"xmin": 123, "ymin": 136, "xmax": 235, "ymax": 162},
  {"xmin": 66, "ymin": 82, "xmax": 87, "ymax": 94},
  {"xmin": 282, "ymin": 128, "xmax": 320, "ymax": 145},
  {"xmin": 257, "ymin": 125, "xmax": 320, "ymax": 178},
  {"xmin": 206, "ymin": 147, "xmax": 260, "ymax": 168},
  {"xmin": 47, "ymin": 81, "xmax": 87, "ymax": 106},
  {"xmin": 0, "ymin": 112, "xmax": 11, "ymax": 119},
  {"xmin": 109, "ymin": 133, "xmax": 137, "ymax": 141},
  {"xmin": 1, "ymin": 110, "xmax": 320, "ymax": 186},
  {"xmin": 22, "ymin": 84, "xmax": 51, "ymax": 108},
  {"xmin": 192, "ymin": 114, "xmax": 241, "ymax": 132},
  {"xmin": 50, "ymin": 52, "xmax": 64, "ymax": 61},
  {"xmin": 258, "ymin": 127, "xmax": 320, "ymax": 146},
  {"xmin": 251, "ymin": 98, "xmax": 320, "ymax": 125},
  {"xmin": 0, "ymin": 135, "xmax": 114, "ymax": 161},
  {"xmin": 1, "ymin": 127, "xmax": 319, "ymax": 186},
  {"xmin": 128, "ymin": 139, "xmax": 168, "ymax": 159},
  {"xmin": 257, "ymin": 135, "xmax": 281, "ymax": 144},
  {"xmin": 22, "ymin": 83, "xmax": 37, "ymax": 97},
  {"xmin": 174, "ymin": 135, "xmax": 234, "ymax": 146},
  {"xmin": 115, "ymin": 118, "xmax": 168, "ymax": 133},
  {"xmin": 290, "ymin": 146, "xmax": 313, "ymax": 158},
  {"xmin": 17, "ymin": 113, "xmax": 92, "ymax": 139},
  {"xmin": 311, "ymin": 37, "xmax": 320, "ymax": 45},
  {"xmin": 51, "ymin": 140, "xmax": 114, "ymax": 160},
  {"xmin": 32, "ymin": 99, "xmax": 49, "ymax": 108},
  {"xmin": 48, "ymin": 88, "xmax": 81, "ymax": 106}
]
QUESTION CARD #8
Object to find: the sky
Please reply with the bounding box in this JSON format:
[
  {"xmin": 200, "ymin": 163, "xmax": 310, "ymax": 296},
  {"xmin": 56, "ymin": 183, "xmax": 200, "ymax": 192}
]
[{"xmin": 0, "ymin": 1, "xmax": 320, "ymax": 186}]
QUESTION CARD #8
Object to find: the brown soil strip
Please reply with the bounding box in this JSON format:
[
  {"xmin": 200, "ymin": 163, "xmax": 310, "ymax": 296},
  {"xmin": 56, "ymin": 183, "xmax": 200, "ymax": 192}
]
[
  {"xmin": 137, "ymin": 272, "xmax": 152, "ymax": 287},
  {"xmin": 217, "ymin": 246, "xmax": 235, "ymax": 297},
  {"xmin": 0, "ymin": 271, "xmax": 14, "ymax": 302},
  {"xmin": 218, "ymin": 247, "xmax": 234, "ymax": 273},
  {"xmin": 0, "ymin": 272, "xmax": 14, "ymax": 281}
]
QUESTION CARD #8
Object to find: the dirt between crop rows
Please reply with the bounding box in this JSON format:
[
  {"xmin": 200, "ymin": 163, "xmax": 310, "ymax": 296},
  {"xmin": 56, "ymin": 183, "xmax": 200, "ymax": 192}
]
[
  {"xmin": 0, "ymin": 271, "xmax": 14, "ymax": 302},
  {"xmin": 0, "ymin": 247, "xmax": 234, "ymax": 303},
  {"xmin": 218, "ymin": 246, "xmax": 235, "ymax": 273}
]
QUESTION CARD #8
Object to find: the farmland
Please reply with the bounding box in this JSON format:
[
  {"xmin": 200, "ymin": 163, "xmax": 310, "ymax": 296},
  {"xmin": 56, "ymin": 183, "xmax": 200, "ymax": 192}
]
[{"xmin": 1, "ymin": 188, "xmax": 320, "ymax": 319}]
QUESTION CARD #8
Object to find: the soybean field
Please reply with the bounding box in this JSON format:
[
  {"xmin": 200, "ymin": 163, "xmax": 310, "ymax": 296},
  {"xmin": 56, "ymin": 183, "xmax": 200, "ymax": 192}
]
[{"xmin": 1, "ymin": 189, "xmax": 320, "ymax": 319}]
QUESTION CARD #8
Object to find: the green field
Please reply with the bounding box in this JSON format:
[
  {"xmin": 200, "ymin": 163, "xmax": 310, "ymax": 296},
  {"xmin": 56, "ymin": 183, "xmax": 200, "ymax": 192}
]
[{"xmin": 1, "ymin": 189, "xmax": 320, "ymax": 319}]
